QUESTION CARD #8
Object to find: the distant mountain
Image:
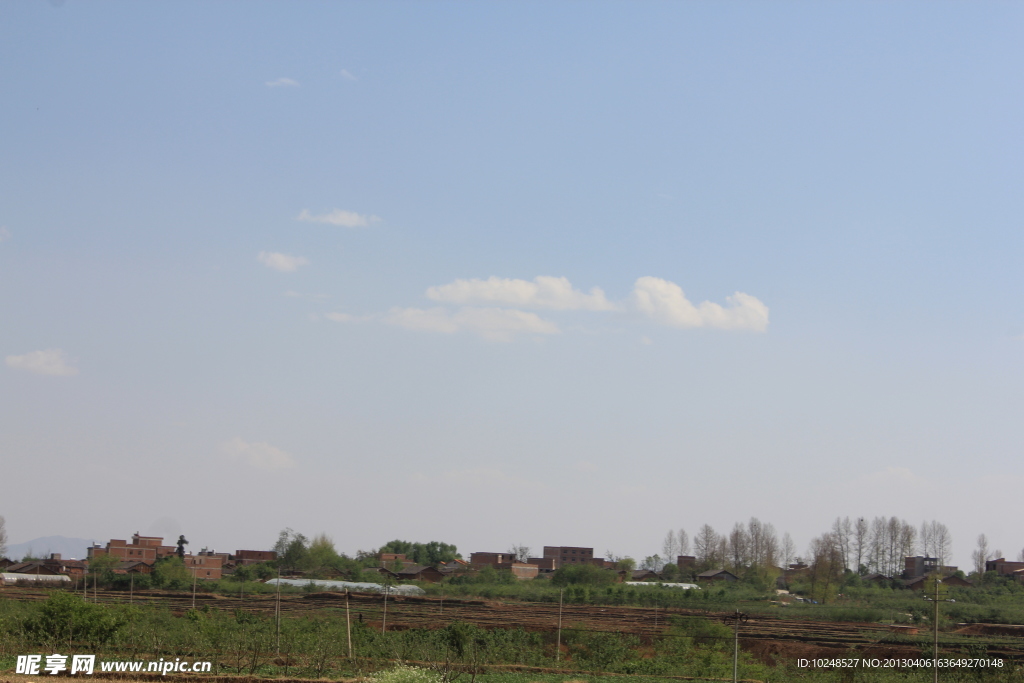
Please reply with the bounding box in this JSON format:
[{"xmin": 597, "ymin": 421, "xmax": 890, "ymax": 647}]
[{"xmin": 5, "ymin": 536, "xmax": 94, "ymax": 561}]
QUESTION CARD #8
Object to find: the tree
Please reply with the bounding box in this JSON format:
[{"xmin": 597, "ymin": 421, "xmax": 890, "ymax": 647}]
[
  {"xmin": 274, "ymin": 528, "xmax": 310, "ymax": 573},
  {"xmin": 677, "ymin": 528, "xmax": 690, "ymax": 556},
  {"xmin": 0, "ymin": 515, "xmax": 6, "ymax": 559},
  {"xmin": 920, "ymin": 520, "xmax": 952, "ymax": 567},
  {"xmin": 971, "ymin": 534, "xmax": 991, "ymax": 575},
  {"xmin": 853, "ymin": 517, "xmax": 868, "ymax": 573},
  {"xmin": 640, "ymin": 554, "xmax": 664, "ymax": 571},
  {"xmin": 933, "ymin": 524, "xmax": 952, "ymax": 567},
  {"xmin": 807, "ymin": 533, "xmax": 844, "ymax": 603},
  {"xmin": 780, "ymin": 532, "xmax": 796, "ymax": 568},
  {"xmin": 616, "ymin": 556, "xmax": 636, "ymax": 572},
  {"xmin": 307, "ymin": 534, "xmax": 341, "ymax": 576},
  {"xmin": 552, "ymin": 563, "xmax": 616, "ymax": 586},
  {"xmin": 661, "ymin": 530, "xmax": 679, "ymax": 566},
  {"xmin": 507, "ymin": 544, "xmax": 531, "ymax": 562},
  {"xmin": 831, "ymin": 517, "xmax": 852, "ymax": 571},
  {"xmin": 378, "ymin": 540, "xmax": 460, "ymax": 566},
  {"xmin": 727, "ymin": 523, "xmax": 748, "ymax": 570},
  {"xmin": 693, "ymin": 524, "xmax": 719, "ymax": 569},
  {"xmin": 153, "ymin": 556, "xmax": 191, "ymax": 587}
]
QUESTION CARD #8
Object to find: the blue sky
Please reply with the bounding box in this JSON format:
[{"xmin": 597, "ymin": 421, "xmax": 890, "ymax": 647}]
[{"xmin": 2, "ymin": 1, "xmax": 1022, "ymax": 568}]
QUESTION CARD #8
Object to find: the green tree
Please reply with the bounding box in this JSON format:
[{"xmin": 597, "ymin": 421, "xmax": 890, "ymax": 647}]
[
  {"xmin": 274, "ymin": 528, "xmax": 310, "ymax": 573},
  {"xmin": 87, "ymin": 552, "xmax": 120, "ymax": 585},
  {"xmin": 153, "ymin": 556, "xmax": 191, "ymax": 588},
  {"xmin": 378, "ymin": 540, "xmax": 461, "ymax": 566},
  {"xmin": 552, "ymin": 563, "xmax": 617, "ymax": 587},
  {"xmin": 306, "ymin": 533, "xmax": 341, "ymax": 577},
  {"xmin": 617, "ymin": 557, "xmax": 637, "ymax": 572}
]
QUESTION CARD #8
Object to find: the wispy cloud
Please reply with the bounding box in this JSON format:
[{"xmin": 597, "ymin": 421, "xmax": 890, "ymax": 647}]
[
  {"xmin": 296, "ymin": 208, "xmax": 381, "ymax": 228},
  {"xmin": 427, "ymin": 276, "xmax": 617, "ymax": 311},
  {"xmin": 385, "ymin": 306, "xmax": 559, "ymax": 342},
  {"xmin": 0, "ymin": 227, "xmax": 10, "ymax": 243},
  {"xmin": 258, "ymin": 251, "xmax": 309, "ymax": 273},
  {"xmin": 631, "ymin": 277, "xmax": 769, "ymax": 331},
  {"xmin": 265, "ymin": 77, "xmax": 300, "ymax": 88},
  {"xmin": 340, "ymin": 69, "xmax": 358, "ymax": 82},
  {"xmin": 6, "ymin": 349, "xmax": 78, "ymax": 376},
  {"xmin": 221, "ymin": 437, "xmax": 296, "ymax": 471},
  {"xmin": 313, "ymin": 274, "xmax": 767, "ymax": 342}
]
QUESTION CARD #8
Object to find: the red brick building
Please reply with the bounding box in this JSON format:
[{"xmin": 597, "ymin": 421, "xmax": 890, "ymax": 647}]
[
  {"xmin": 543, "ymin": 546, "xmax": 594, "ymax": 569},
  {"xmin": 986, "ymin": 558, "xmax": 1024, "ymax": 576},
  {"xmin": 234, "ymin": 550, "xmax": 277, "ymax": 565}
]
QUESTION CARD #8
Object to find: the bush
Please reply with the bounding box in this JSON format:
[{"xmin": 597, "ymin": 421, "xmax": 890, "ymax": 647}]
[{"xmin": 23, "ymin": 592, "xmax": 125, "ymax": 647}]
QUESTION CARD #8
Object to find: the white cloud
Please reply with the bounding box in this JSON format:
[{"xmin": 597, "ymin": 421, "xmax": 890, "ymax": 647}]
[
  {"xmin": 0, "ymin": 227, "xmax": 10, "ymax": 243},
  {"xmin": 385, "ymin": 306, "xmax": 559, "ymax": 342},
  {"xmin": 221, "ymin": 437, "xmax": 296, "ymax": 471},
  {"xmin": 258, "ymin": 251, "xmax": 309, "ymax": 273},
  {"xmin": 266, "ymin": 77, "xmax": 300, "ymax": 87},
  {"xmin": 6, "ymin": 349, "xmax": 78, "ymax": 376},
  {"xmin": 296, "ymin": 209, "xmax": 381, "ymax": 228},
  {"xmin": 325, "ymin": 312, "xmax": 357, "ymax": 323},
  {"xmin": 631, "ymin": 277, "xmax": 769, "ymax": 331},
  {"xmin": 427, "ymin": 276, "xmax": 616, "ymax": 311},
  {"xmin": 340, "ymin": 69, "xmax": 358, "ymax": 81}
]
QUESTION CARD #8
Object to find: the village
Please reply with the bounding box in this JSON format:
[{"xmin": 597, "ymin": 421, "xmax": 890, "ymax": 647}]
[{"xmin": 4, "ymin": 531, "xmax": 1023, "ymax": 594}]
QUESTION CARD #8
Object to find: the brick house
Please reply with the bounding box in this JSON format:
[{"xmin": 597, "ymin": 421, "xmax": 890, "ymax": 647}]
[
  {"xmin": 985, "ymin": 558, "xmax": 1024, "ymax": 576},
  {"xmin": 543, "ymin": 546, "xmax": 594, "ymax": 569},
  {"xmin": 234, "ymin": 550, "xmax": 277, "ymax": 565}
]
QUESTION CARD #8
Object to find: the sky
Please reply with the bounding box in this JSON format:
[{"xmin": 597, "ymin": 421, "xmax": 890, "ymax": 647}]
[{"xmin": 1, "ymin": 1, "xmax": 1022, "ymax": 569}]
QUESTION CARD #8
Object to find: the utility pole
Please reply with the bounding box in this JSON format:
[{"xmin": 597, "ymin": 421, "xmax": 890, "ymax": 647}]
[
  {"xmin": 345, "ymin": 591, "xmax": 353, "ymax": 659},
  {"xmin": 130, "ymin": 572, "xmax": 134, "ymax": 604},
  {"xmin": 556, "ymin": 589, "xmax": 564, "ymax": 663},
  {"xmin": 191, "ymin": 567, "xmax": 198, "ymax": 609},
  {"xmin": 933, "ymin": 578, "xmax": 940, "ymax": 683},
  {"xmin": 733, "ymin": 609, "xmax": 740, "ymax": 683},
  {"xmin": 382, "ymin": 584, "xmax": 389, "ymax": 633},
  {"xmin": 275, "ymin": 567, "xmax": 282, "ymax": 655}
]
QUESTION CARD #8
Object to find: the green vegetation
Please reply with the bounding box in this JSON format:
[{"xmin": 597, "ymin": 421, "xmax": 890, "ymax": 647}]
[{"xmin": 3, "ymin": 591, "xmax": 1020, "ymax": 683}]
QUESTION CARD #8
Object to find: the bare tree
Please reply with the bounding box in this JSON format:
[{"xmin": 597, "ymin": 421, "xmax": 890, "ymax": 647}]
[
  {"xmin": 831, "ymin": 517, "xmax": 852, "ymax": 571},
  {"xmin": 972, "ymin": 534, "xmax": 991, "ymax": 575},
  {"xmin": 781, "ymin": 532, "xmax": 796, "ymax": 568},
  {"xmin": 898, "ymin": 520, "xmax": 917, "ymax": 567},
  {"xmin": 853, "ymin": 517, "xmax": 868, "ymax": 573},
  {"xmin": 0, "ymin": 515, "xmax": 6, "ymax": 559},
  {"xmin": 661, "ymin": 530, "xmax": 679, "ymax": 566},
  {"xmin": 693, "ymin": 524, "xmax": 719, "ymax": 569},
  {"xmin": 921, "ymin": 520, "xmax": 953, "ymax": 567},
  {"xmin": 933, "ymin": 523, "xmax": 952, "ymax": 568},
  {"xmin": 808, "ymin": 533, "xmax": 844, "ymax": 603},
  {"xmin": 761, "ymin": 521, "xmax": 779, "ymax": 569},
  {"xmin": 728, "ymin": 523, "xmax": 748, "ymax": 569},
  {"xmin": 920, "ymin": 520, "xmax": 935, "ymax": 558},
  {"xmin": 676, "ymin": 528, "xmax": 690, "ymax": 556},
  {"xmin": 508, "ymin": 544, "xmax": 531, "ymax": 562}
]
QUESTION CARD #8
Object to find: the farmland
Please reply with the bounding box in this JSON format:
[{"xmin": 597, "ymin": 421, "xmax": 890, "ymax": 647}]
[{"xmin": 3, "ymin": 585, "xmax": 1024, "ymax": 673}]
